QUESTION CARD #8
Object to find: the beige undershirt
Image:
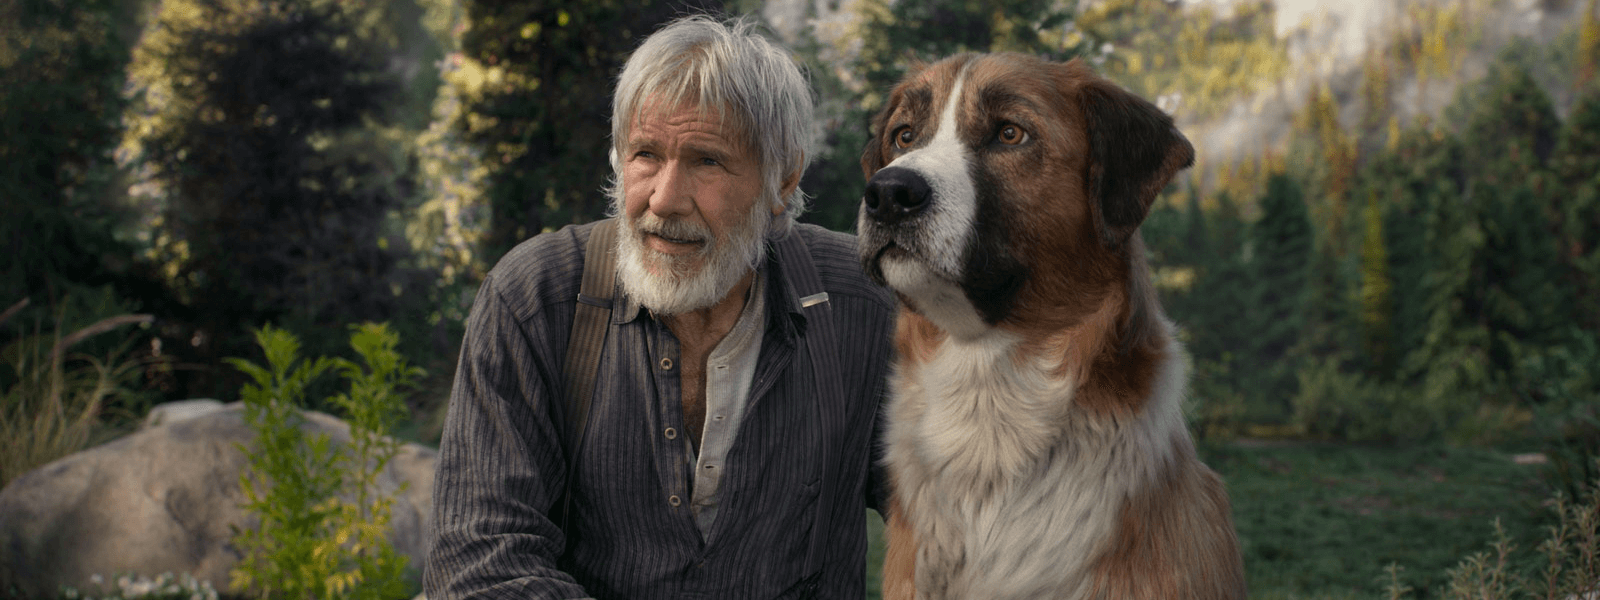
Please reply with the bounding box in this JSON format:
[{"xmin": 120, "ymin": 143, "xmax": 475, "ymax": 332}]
[{"xmin": 688, "ymin": 267, "xmax": 766, "ymax": 538}]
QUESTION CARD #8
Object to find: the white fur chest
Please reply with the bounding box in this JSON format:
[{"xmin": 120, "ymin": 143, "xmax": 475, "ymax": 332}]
[{"xmin": 884, "ymin": 331, "xmax": 1188, "ymax": 599}]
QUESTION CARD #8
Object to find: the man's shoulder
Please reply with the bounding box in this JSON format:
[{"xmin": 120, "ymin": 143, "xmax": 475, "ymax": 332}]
[
  {"xmin": 788, "ymin": 223, "xmax": 892, "ymax": 311},
  {"xmin": 481, "ymin": 221, "xmax": 599, "ymax": 320}
]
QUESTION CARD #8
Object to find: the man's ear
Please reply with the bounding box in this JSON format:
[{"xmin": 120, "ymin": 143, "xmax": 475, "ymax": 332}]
[
  {"xmin": 776, "ymin": 158, "xmax": 802, "ymax": 216},
  {"xmin": 1077, "ymin": 68, "xmax": 1195, "ymax": 248}
]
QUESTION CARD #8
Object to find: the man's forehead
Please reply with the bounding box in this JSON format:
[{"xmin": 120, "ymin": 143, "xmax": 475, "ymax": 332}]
[{"xmin": 631, "ymin": 97, "xmax": 748, "ymax": 145}]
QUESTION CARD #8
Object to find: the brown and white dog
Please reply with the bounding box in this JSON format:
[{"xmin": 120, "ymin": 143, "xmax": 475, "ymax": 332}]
[{"xmin": 857, "ymin": 53, "xmax": 1246, "ymax": 599}]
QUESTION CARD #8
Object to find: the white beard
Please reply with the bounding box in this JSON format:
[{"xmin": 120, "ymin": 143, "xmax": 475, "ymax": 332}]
[{"xmin": 616, "ymin": 201, "xmax": 771, "ymax": 316}]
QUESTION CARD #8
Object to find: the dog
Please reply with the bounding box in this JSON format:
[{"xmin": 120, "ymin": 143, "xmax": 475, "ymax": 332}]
[{"xmin": 856, "ymin": 53, "xmax": 1246, "ymax": 599}]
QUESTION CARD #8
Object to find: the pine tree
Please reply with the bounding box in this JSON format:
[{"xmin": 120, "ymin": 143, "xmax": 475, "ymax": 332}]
[
  {"xmin": 1359, "ymin": 192, "xmax": 1394, "ymax": 373},
  {"xmin": 128, "ymin": 0, "xmax": 414, "ymax": 392},
  {"xmin": 0, "ymin": 0, "xmax": 146, "ymax": 300},
  {"xmin": 1461, "ymin": 61, "xmax": 1571, "ymax": 374},
  {"xmin": 1242, "ymin": 174, "xmax": 1314, "ymax": 418},
  {"xmin": 1552, "ymin": 90, "xmax": 1600, "ymax": 329},
  {"xmin": 1460, "ymin": 62, "xmax": 1559, "ymax": 177}
]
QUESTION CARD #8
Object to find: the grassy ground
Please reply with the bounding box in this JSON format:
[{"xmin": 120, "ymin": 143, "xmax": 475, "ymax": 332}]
[{"xmin": 862, "ymin": 442, "xmax": 1553, "ymax": 599}]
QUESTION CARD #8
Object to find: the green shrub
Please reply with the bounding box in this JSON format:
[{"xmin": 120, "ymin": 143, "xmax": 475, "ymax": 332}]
[
  {"xmin": 225, "ymin": 323, "xmax": 421, "ymax": 600},
  {"xmin": 1386, "ymin": 460, "xmax": 1600, "ymax": 599}
]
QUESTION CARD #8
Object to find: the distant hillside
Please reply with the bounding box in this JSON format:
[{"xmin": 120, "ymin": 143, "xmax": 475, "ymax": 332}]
[{"xmin": 759, "ymin": 0, "xmax": 1596, "ymax": 195}]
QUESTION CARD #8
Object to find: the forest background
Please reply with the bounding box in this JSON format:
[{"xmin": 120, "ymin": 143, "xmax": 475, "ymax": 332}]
[{"xmin": 4, "ymin": 0, "xmax": 1600, "ymax": 597}]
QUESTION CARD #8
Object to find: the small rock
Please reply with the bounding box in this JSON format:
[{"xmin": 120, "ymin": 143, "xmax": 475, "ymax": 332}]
[{"xmin": 1512, "ymin": 452, "xmax": 1550, "ymax": 465}]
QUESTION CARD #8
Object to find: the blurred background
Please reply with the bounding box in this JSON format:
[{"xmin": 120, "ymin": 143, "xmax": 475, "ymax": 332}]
[{"xmin": 3, "ymin": 0, "xmax": 1599, "ymax": 597}]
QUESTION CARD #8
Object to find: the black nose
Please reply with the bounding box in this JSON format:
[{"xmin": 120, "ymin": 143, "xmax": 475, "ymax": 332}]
[{"xmin": 862, "ymin": 166, "xmax": 932, "ymax": 226}]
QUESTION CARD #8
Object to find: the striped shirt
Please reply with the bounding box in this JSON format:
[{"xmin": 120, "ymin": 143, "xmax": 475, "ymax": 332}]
[{"xmin": 424, "ymin": 221, "xmax": 895, "ymax": 600}]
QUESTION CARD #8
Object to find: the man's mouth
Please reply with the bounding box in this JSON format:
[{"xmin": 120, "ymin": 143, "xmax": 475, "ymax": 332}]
[
  {"xmin": 650, "ymin": 232, "xmax": 704, "ymax": 245},
  {"xmin": 640, "ymin": 224, "xmax": 711, "ymax": 255}
]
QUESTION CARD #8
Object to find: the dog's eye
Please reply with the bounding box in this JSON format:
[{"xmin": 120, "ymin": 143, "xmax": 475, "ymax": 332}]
[
  {"xmin": 893, "ymin": 126, "xmax": 916, "ymax": 149},
  {"xmin": 997, "ymin": 124, "xmax": 1029, "ymax": 145}
]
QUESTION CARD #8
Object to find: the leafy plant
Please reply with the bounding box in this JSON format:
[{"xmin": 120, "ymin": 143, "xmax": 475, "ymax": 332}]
[
  {"xmin": 0, "ymin": 297, "xmax": 152, "ymax": 488},
  {"xmin": 1385, "ymin": 462, "xmax": 1600, "ymax": 600},
  {"xmin": 226, "ymin": 323, "xmax": 420, "ymax": 600}
]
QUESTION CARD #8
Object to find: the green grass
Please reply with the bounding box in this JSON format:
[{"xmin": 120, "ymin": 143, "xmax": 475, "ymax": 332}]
[{"xmin": 862, "ymin": 443, "xmax": 1553, "ymax": 599}]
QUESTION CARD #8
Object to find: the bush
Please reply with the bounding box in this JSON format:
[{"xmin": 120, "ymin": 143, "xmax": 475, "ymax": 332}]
[
  {"xmin": 226, "ymin": 323, "xmax": 421, "ymax": 600},
  {"xmin": 0, "ymin": 297, "xmax": 152, "ymax": 488},
  {"xmin": 1389, "ymin": 465, "xmax": 1600, "ymax": 599}
]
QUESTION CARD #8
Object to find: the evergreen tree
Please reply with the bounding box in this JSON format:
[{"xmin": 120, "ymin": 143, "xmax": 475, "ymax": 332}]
[
  {"xmin": 1459, "ymin": 62, "xmax": 1559, "ymax": 177},
  {"xmin": 1460, "ymin": 61, "xmax": 1571, "ymax": 377},
  {"xmin": 1358, "ymin": 192, "xmax": 1394, "ymax": 373},
  {"xmin": 1358, "ymin": 121, "xmax": 1466, "ymax": 370},
  {"xmin": 1552, "ymin": 90, "xmax": 1600, "ymax": 330},
  {"xmin": 1401, "ymin": 167, "xmax": 1493, "ymax": 437},
  {"xmin": 1166, "ymin": 191, "xmax": 1254, "ymax": 421},
  {"xmin": 128, "ymin": 0, "xmax": 415, "ymax": 393},
  {"xmin": 0, "ymin": 0, "xmax": 146, "ymax": 300},
  {"xmin": 1242, "ymin": 174, "xmax": 1313, "ymax": 417}
]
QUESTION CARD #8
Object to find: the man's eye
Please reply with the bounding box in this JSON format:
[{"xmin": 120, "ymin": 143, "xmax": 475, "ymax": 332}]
[{"xmin": 701, "ymin": 157, "xmax": 722, "ymax": 166}]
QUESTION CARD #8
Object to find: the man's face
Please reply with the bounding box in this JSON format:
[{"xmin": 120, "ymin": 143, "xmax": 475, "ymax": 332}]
[{"xmin": 616, "ymin": 101, "xmax": 779, "ymax": 315}]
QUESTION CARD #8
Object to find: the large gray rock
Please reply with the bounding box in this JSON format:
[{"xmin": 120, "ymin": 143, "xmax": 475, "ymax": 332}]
[{"xmin": 0, "ymin": 402, "xmax": 437, "ymax": 598}]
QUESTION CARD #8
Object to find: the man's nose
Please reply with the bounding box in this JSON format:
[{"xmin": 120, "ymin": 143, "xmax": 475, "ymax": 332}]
[{"xmin": 649, "ymin": 161, "xmax": 694, "ymax": 218}]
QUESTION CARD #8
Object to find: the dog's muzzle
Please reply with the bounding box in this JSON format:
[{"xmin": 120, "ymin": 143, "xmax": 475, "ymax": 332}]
[{"xmin": 862, "ymin": 166, "xmax": 932, "ymax": 227}]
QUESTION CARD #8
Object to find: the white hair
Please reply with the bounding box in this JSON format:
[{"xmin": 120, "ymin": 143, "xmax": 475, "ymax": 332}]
[{"xmin": 606, "ymin": 14, "xmax": 815, "ymax": 235}]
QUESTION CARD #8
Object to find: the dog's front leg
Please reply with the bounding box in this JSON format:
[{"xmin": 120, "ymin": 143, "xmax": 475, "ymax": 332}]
[{"xmin": 881, "ymin": 495, "xmax": 918, "ymax": 600}]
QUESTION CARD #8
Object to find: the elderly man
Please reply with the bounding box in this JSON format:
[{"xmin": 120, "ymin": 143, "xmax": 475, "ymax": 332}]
[{"xmin": 424, "ymin": 15, "xmax": 895, "ymax": 600}]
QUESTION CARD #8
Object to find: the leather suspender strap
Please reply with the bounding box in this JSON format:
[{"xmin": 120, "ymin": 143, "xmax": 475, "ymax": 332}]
[
  {"xmin": 773, "ymin": 230, "xmax": 841, "ymax": 598},
  {"xmin": 561, "ymin": 222, "xmax": 837, "ymax": 597},
  {"xmin": 558, "ymin": 218, "xmax": 618, "ymax": 535}
]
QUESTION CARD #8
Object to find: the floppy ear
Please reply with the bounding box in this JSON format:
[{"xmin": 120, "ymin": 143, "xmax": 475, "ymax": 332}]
[
  {"xmin": 860, "ymin": 58, "xmax": 932, "ymax": 178},
  {"xmin": 1078, "ymin": 71, "xmax": 1195, "ymax": 248},
  {"xmin": 860, "ymin": 105, "xmax": 891, "ymax": 178}
]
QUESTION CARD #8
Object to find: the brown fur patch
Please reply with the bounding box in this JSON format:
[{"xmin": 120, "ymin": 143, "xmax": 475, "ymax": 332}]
[
  {"xmin": 881, "ymin": 496, "xmax": 919, "ymax": 600},
  {"xmin": 894, "ymin": 308, "xmax": 949, "ymax": 365},
  {"xmin": 1088, "ymin": 439, "xmax": 1247, "ymax": 599}
]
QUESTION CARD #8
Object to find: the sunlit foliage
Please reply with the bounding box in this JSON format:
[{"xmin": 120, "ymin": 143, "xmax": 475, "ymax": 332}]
[{"xmin": 1079, "ymin": 0, "xmax": 1289, "ymax": 118}]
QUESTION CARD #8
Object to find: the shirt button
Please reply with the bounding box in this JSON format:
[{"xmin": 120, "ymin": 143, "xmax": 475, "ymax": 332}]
[
  {"xmin": 669, "ymin": 495, "xmax": 682, "ymax": 507},
  {"xmin": 665, "ymin": 427, "xmax": 677, "ymax": 440},
  {"xmin": 660, "ymin": 357, "xmax": 674, "ymax": 370}
]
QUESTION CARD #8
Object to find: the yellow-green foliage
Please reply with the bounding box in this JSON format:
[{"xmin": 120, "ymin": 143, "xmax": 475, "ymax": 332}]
[
  {"xmin": 1359, "ymin": 193, "xmax": 1393, "ymax": 369},
  {"xmin": 227, "ymin": 323, "xmax": 420, "ymax": 600},
  {"xmin": 1291, "ymin": 83, "xmax": 1357, "ymax": 250},
  {"xmin": 1387, "ymin": 0, "xmax": 1482, "ymax": 109},
  {"xmin": 1581, "ymin": 0, "xmax": 1600, "ymax": 88},
  {"xmin": 1080, "ymin": 0, "xmax": 1289, "ymax": 118},
  {"xmin": 404, "ymin": 0, "xmax": 484, "ymax": 289}
]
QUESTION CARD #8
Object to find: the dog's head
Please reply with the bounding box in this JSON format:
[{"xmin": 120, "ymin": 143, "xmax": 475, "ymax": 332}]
[{"xmin": 856, "ymin": 53, "xmax": 1193, "ymax": 341}]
